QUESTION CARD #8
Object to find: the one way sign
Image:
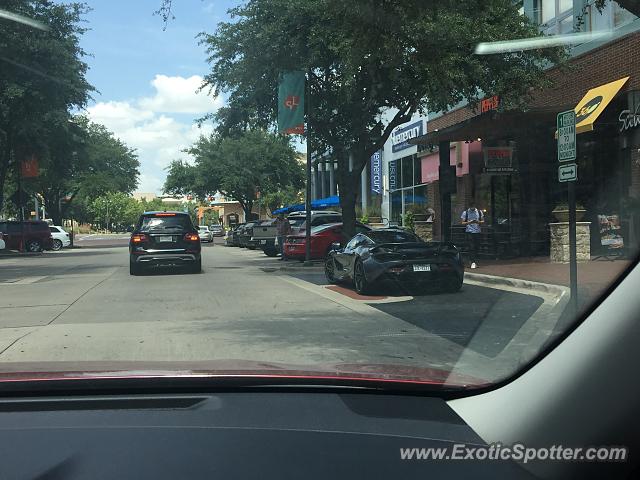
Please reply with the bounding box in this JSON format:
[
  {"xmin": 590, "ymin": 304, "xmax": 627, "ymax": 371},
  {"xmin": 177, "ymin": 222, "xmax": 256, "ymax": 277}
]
[{"xmin": 558, "ymin": 163, "xmax": 577, "ymax": 183}]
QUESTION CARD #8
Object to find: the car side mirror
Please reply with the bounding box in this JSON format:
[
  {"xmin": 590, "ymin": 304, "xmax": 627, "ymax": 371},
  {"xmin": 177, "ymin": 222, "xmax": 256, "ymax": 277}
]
[{"xmin": 330, "ymin": 242, "xmax": 342, "ymax": 252}]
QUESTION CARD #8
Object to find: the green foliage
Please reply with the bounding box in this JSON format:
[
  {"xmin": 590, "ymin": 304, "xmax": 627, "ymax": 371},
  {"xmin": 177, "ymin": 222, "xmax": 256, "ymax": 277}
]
[
  {"xmin": 0, "ymin": 0, "xmax": 95, "ymax": 215},
  {"xmin": 262, "ymin": 186, "xmax": 303, "ymax": 214},
  {"xmin": 402, "ymin": 212, "xmax": 416, "ymax": 232},
  {"xmin": 359, "ymin": 214, "xmax": 369, "ymax": 225},
  {"xmin": 88, "ymin": 192, "xmax": 141, "ymax": 231},
  {"xmin": 199, "ymin": 0, "xmax": 565, "ymax": 237},
  {"xmin": 165, "ymin": 129, "xmax": 304, "ymax": 218}
]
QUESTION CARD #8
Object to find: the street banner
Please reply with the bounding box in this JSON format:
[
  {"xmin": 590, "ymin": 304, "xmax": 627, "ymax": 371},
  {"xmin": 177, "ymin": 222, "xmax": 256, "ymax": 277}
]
[
  {"xmin": 278, "ymin": 71, "xmax": 305, "ymax": 135},
  {"xmin": 370, "ymin": 151, "xmax": 382, "ymax": 194},
  {"xmin": 21, "ymin": 154, "xmax": 39, "ymax": 178}
]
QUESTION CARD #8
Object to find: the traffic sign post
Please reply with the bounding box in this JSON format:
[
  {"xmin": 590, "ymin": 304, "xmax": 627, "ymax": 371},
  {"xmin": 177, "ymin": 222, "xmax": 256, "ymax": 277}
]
[
  {"xmin": 557, "ymin": 110, "xmax": 578, "ymax": 314},
  {"xmin": 557, "ymin": 110, "xmax": 576, "ymax": 162},
  {"xmin": 558, "ymin": 163, "xmax": 578, "ymax": 182}
]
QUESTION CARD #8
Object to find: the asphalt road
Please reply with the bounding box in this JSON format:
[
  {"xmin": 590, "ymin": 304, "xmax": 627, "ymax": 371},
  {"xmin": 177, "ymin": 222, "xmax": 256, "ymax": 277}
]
[{"xmin": 0, "ymin": 241, "xmax": 560, "ymax": 383}]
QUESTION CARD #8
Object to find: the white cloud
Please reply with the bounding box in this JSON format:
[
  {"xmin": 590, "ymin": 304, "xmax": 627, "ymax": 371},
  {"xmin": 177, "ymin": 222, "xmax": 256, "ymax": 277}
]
[
  {"xmin": 138, "ymin": 75, "xmax": 221, "ymax": 114},
  {"xmin": 87, "ymin": 74, "xmax": 219, "ymax": 194}
]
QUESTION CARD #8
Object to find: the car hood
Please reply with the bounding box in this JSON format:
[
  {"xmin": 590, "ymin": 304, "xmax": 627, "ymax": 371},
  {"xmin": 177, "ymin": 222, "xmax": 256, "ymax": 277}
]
[{"xmin": 0, "ymin": 360, "xmax": 486, "ymax": 390}]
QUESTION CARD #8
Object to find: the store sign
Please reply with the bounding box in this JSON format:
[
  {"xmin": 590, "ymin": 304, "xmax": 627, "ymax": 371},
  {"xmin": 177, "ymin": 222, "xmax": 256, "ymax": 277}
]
[
  {"xmin": 391, "ymin": 121, "xmax": 423, "ymax": 153},
  {"xmin": 480, "ymin": 95, "xmax": 500, "ymax": 113},
  {"xmin": 388, "ymin": 159, "xmax": 398, "ymax": 190},
  {"xmin": 619, "ymin": 104, "xmax": 640, "ymax": 133},
  {"xmin": 370, "ymin": 151, "xmax": 382, "ymax": 195},
  {"xmin": 483, "ymin": 147, "xmax": 514, "ymax": 174}
]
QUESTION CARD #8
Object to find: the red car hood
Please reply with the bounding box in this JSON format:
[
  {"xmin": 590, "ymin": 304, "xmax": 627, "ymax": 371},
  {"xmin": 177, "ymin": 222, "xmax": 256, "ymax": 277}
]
[{"xmin": 0, "ymin": 360, "xmax": 487, "ymax": 389}]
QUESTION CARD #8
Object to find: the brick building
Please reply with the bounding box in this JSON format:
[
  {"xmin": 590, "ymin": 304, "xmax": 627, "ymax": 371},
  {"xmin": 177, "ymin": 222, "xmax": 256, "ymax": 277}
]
[{"xmin": 405, "ymin": 7, "xmax": 640, "ymax": 258}]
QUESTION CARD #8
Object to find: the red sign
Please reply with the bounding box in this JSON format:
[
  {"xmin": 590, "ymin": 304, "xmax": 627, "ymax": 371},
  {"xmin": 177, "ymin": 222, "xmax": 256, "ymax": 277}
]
[
  {"xmin": 480, "ymin": 95, "xmax": 500, "ymax": 113},
  {"xmin": 21, "ymin": 155, "xmax": 39, "ymax": 178}
]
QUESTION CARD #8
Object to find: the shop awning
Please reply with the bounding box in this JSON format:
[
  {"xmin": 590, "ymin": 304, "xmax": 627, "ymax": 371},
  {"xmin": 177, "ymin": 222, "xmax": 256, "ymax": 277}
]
[
  {"xmin": 572, "ymin": 76, "xmax": 629, "ymax": 134},
  {"xmin": 311, "ymin": 195, "xmax": 340, "ymax": 209}
]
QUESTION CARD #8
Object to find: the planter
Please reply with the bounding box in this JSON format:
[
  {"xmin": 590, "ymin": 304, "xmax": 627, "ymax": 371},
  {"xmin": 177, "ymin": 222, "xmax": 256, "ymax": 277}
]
[
  {"xmin": 368, "ymin": 216, "xmax": 382, "ymax": 224},
  {"xmin": 411, "ymin": 214, "xmax": 429, "ymax": 222},
  {"xmin": 552, "ymin": 209, "xmax": 586, "ymax": 223}
]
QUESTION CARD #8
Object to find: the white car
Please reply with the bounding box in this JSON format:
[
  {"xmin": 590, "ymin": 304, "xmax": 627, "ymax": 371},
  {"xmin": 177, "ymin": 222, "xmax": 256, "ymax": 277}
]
[
  {"xmin": 49, "ymin": 225, "xmax": 71, "ymax": 251},
  {"xmin": 0, "ymin": 232, "xmax": 5, "ymax": 250},
  {"xmin": 197, "ymin": 225, "xmax": 213, "ymax": 243}
]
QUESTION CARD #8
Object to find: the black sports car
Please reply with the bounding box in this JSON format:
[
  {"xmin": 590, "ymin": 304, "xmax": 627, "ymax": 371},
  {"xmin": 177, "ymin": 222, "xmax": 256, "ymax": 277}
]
[{"xmin": 324, "ymin": 229, "xmax": 464, "ymax": 294}]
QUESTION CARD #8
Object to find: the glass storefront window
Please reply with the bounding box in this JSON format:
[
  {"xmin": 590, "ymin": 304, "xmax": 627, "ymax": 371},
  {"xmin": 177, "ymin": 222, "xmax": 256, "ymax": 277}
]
[
  {"xmin": 390, "ymin": 191, "xmax": 402, "ymax": 223},
  {"xmin": 401, "ymin": 156, "xmax": 413, "ymax": 188},
  {"xmin": 559, "ymin": 15, "xmax": 574, "ymax": 33},
  {"xmin": 541, "ymin": 0, "xmax": 555, "ymax": 24}
]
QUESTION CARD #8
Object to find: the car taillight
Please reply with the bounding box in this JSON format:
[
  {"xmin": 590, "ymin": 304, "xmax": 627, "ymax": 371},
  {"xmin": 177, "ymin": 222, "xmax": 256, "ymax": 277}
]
[
  {"xmin": 184, "ymin": 233, "xmax": 199, "ymax": 242},
  {"xmin": 131, "ymin": 234, "xmax": 148, "ymax": 243}
]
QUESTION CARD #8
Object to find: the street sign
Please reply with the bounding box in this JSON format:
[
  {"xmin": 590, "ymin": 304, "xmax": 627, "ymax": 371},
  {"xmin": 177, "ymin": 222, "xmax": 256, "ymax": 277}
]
[
  {"xmin": 558, "ymin": 163, "xmax": 578, "ymax": 182},
  {"xmin": 557, "ymin": 110, "xmax": 576, "ymax": 162}
]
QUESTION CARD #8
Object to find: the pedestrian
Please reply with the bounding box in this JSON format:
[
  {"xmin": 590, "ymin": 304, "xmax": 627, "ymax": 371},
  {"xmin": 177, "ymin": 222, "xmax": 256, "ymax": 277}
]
[
  {"xmin": 275, "ymin": 213, "xmax": 291, "ymax": 261},
  {"xmin": 461, "ymin": 204, "xmax": 484, "ymax": 269}
]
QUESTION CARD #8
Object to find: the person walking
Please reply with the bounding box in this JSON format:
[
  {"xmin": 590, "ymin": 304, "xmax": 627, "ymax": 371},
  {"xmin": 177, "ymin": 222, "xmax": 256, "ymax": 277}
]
[
  {"xmin": 275, "ymin": 214, "xmax": 291, "ymax": 261},
  {"xmin": 461, "ymin": 204, "xmax": 484, "ymax": 269}
]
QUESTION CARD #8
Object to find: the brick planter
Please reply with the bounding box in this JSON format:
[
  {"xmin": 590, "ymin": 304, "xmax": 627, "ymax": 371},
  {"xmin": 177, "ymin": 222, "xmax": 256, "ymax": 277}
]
[
  {"xmin": 414, "ymin": 221, "xmax": 434, "ymax": 242},
  {"xmin": 549, "ymin": 222, "xmax": 591, "ymax": 263}
]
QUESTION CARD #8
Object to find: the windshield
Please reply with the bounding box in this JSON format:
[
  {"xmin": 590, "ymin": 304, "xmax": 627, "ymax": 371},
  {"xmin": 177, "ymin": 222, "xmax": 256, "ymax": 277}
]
[
  {"xmin": 138, "ymin": 215, "xmax": 192, "ymax": 232},
  {"xmin": 367, "ymin": 230, "xmax": 422, "ymax": 244},
  {"xmin": 0, "ymin": 0, "xmax": 638, "ymax": 394}
]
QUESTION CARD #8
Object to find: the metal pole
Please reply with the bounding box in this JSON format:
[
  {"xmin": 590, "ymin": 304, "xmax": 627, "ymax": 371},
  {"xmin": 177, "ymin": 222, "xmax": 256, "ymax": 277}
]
[
  {"xmin": 34, "ymin": 195, "xmax": 39, "ymax": 220},
  {"xmin": 568, "ymin": 181, "xmax": 578, "ymax": 314},
  {"xmin": 439, "ymin": 141, "xmax": 451, "ymax": 242},
  {"xmin": 304, "ymin": 72, "xmax": 312, "ymax": 265}
]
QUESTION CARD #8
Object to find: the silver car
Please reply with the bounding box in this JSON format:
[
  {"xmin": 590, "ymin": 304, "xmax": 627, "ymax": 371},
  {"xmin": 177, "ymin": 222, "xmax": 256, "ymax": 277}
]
[{"xmin": 197, "ymin": 225, "xmax": 213, "ymax": 243}]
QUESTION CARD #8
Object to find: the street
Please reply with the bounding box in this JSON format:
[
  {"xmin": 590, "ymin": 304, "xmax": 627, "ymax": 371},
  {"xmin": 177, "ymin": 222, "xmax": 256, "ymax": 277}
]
[{"xmin": 0, "ymin": 241, "xmax": 566, "ymax": 383}]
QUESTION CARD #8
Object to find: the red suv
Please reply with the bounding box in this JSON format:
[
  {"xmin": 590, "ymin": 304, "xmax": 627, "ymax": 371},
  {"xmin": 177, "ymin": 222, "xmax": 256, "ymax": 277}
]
[{"xmin": 0, "ymin": 220, "xmax": 54, "ymax": 252}]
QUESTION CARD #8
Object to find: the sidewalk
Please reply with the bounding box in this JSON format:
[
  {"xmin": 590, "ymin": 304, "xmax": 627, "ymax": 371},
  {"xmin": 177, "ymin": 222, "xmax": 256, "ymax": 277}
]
[{"xmin": 472, "ymin": 256, "xmax": 633, "ymax": 304}]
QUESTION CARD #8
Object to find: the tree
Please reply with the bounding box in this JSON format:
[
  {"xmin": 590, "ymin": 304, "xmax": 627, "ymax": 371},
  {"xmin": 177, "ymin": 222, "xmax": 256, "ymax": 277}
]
[
  {"xmin": 0, "ymin": 0, "xmax": 94, "ymax": 215},
  {"xmin": 164, "ymin": 129, "xmax": 304, "ymax": 219},
  {"xmin": 27, "ymin": 115, "xmax": 140, "ymax": 225},
  {"xmin": 199, "ymin": 0, "xmax": 565, "ymax": 236},
  {"xmin": 262, "ymin": 186, "xmax": 303, "ymax": 214},
  {"xmin": 88, "ymin": 192, "xmax": 141, "ymax": 231}
]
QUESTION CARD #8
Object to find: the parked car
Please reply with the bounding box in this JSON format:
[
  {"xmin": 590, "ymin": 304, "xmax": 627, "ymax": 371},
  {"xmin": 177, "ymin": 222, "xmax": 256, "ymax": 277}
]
[
  {"xmin": 237, "ymin": 222, "xmax": 259, "ymax": 249},
  {"xmin": 0, "ymin": 220, "xmax": 54, "ymax": 252},
  {"xmin": 287, "ymin": 210, "xmax": 342, "ymax": 233},
  {"xmin": 0, "ymin": 232, "xmax": 5, "ymax": 250},
  {"xmin": 197, "ymin": 225, "xmax": 213, "ymax": 243},
  {"xmin": 209, "ymin": 224, "xmax": 224, "ymax": 237},
  {"xmin": 226, "ymin": 223, "xmax": 245, "ymax": 246},
  {"xmin": 283, "ymin": 222, "xmax": 371, "ymax": 260},
  {"xmin": 224, "ymin": 224, "xmax": 241, "ymax": 246},
  {"xmin": 252, "ymin": 211, "xmax": 343, "ymax": 257},
  {"xmin": 324, "ymin": 228, "xmax": 464, "ymax": 294},
  {"xmin": 128, "ymin": 211, "xmax": 202, "ymax": 275},
  {"xmin": 49, "ymin": 225, "xmax": 71, "ymax": 251}
]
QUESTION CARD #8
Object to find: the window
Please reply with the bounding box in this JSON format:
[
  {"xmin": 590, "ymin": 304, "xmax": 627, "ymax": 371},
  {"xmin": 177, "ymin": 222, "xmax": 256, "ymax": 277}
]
[
  {"xmin": 401, "ymin": 155, "xmax": 413, "ymax": 188},
  {"xmin": 345, "ymin": 235, "xmax": 361, "ymax": 250},
  {"xmin": 49, "ymin": 227, "xmax": 59, "ymax": 233},
  {"xmin": 537, "ymin": 0, "xmax": 574, "ymax": 33},
  {"xmin": 138, "ymin": 215, "xmax": 193, "ymax": 232}
]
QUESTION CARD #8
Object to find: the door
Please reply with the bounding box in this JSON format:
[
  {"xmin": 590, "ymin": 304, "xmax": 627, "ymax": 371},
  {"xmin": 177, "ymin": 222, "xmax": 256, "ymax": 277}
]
[{"xmin": 337, "ymin": 234, "xmax": 362, "ymax": 279}]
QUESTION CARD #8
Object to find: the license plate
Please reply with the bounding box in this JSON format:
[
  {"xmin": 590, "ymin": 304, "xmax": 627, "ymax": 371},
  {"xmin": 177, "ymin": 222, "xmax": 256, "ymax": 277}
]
[
  {"xmin": 159, "ymin": 236, "xmax": 173, "ymax": 243},
  {"xmin": 413, "ymin": 264, "xmax": 431, "ymax": 272},
  {"xmin": 260, "ymin": 240, "xmax": 266, "ymax": 244}
]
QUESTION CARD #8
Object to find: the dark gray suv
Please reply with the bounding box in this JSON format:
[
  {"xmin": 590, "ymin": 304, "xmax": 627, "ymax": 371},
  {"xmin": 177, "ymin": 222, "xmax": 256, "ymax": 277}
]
[{"xmin": 129, "ymin": 212, "xmax": 202, "ymax": 275}]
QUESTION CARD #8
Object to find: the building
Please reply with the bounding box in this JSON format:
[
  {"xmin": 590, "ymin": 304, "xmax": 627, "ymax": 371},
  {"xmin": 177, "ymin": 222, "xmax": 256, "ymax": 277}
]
[{"xmin": 398, "ymin": 0, "xmax": 640, "ymax": 259}]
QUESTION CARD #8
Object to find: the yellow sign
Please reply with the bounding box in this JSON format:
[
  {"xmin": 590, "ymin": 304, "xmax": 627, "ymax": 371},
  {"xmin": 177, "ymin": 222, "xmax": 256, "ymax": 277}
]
[{"xmin": 574, "ymin": 77, "xmax": 629, "ymax": 134}]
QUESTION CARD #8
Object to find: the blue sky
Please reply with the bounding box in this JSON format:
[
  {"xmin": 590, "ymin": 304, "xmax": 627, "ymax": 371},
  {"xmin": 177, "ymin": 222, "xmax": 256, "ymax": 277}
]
[{"xmin": 79, "ymin": 0, "xmax": 240, "ymax": 194}]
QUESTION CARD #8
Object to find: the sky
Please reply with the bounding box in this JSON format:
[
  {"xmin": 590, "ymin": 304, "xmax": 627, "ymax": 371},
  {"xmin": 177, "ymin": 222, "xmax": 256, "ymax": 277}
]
[{"xmin": 78, "ymin": 0, "xmax": 240, "ymax": 194}]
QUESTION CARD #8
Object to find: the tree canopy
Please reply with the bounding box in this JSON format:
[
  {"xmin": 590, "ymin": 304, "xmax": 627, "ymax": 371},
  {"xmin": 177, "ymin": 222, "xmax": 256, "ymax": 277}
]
[
  {"xmin": 198, "ymin": 0, "xmax": 566, "ymax": 235},
  {"xmin": 164, "ymin": 129, "xmax": 304, "ymax": 218},
  {"xmin": 0, "ymin": 0, "xmax": 94, "ymax": 216}
]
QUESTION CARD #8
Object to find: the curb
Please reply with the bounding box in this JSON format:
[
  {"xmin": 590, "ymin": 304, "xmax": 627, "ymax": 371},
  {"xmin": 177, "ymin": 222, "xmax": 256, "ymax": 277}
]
[
  {"xmin": 464, "ymin": 272, "xmax": 569, "ymax": 297},
  {"xmin": 0, "ymin": 251, "xmax": 44, "ymax": 259}
]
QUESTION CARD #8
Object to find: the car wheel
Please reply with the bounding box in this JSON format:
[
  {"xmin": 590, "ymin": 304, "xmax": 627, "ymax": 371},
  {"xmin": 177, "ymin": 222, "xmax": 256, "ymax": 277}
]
[
  {"xmin": 26, "ymin": 239, "xmax": 42, "ymax": 252},
  {"xmin": 353, "ymin": 259, "xmax": 370, "ymax": 295},
  {"xmin": 190, "ymin": 258, "xmax": 202, "ymax": 274},
  {"xmin": 129, "ymin": 262, "xmax": 142, "ymax": 276},
  {"xmin": 263, "ymin": 247, "xmax": 278, "ymax": 257},
  {"xmin": 52, "ymin": 239, "xmax": 63, "ymax": 251},
  {"xmin": 443, "ymin": 274, "xmax": 463, "ymax": 293},
  {"xmin": 324, "ymin": 256, "xmax": 339, "ymax": 284}
]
